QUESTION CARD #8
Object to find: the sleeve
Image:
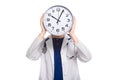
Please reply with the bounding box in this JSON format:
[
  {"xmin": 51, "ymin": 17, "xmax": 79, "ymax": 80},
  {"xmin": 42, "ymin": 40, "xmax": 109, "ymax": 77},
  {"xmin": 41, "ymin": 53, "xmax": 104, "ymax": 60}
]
[
  {"xmin": 74, "ymin": 40, "xmax": 92, "ymax": 62},
  {"xmin": 26, "ymin": 36, "xmax": 45, "ymax": 60}
]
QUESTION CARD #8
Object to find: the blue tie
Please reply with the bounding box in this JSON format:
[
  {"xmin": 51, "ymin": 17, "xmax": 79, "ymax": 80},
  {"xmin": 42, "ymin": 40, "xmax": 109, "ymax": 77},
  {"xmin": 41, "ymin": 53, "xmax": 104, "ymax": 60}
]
[{"xmin": 53, "ymin": 38, "xmax": 64, "ymax": 80}]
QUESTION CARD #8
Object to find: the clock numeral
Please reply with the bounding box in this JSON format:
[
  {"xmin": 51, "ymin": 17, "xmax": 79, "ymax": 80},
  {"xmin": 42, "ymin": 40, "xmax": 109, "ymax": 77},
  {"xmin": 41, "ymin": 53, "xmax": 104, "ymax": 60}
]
[
  {"xmin": 56, "ymin": 8, "xmax": 60, "ymax": 12},
  {"xmin": 56, "ymin": 29, "xmax": 60, "ymax": 32},
  {"xmin": 52, "ymin": 27, "xmax": 54, "ymax": 30},
  {"xmin": 67, "ymin": 19, "xmax": 70, "ymax": 22},
  {"xmin": 48, "ymin": 23, "xmax": 51, "ymax": 27},
  {"xmin": 61, "ymin": 27, "xmax": 65, "ymax": 31},
  {"xmin": 48, "ymin": 13, "xmax": 51, "ymax": 16},
  {"xmin": 47, "ymin": 18, "xmax": 50, "ymax": 21},
  {"xmin": 65, "ymin": 24, "xmax": 68, "ymax": 27},
  {"xmin": 52, "ymin": 10, "xmax": 55, "ymax": 13},
  {"xmin": 66, "ymin": 14, "xmax": 69, "ymax": 17}
]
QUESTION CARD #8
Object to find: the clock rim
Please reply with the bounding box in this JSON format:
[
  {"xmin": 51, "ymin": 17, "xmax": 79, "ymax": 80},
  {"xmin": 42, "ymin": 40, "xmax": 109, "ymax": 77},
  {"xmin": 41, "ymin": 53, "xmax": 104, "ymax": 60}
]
[{"xmin": 43, "ymin": 5, "xmax": 73, "ymax": 36}]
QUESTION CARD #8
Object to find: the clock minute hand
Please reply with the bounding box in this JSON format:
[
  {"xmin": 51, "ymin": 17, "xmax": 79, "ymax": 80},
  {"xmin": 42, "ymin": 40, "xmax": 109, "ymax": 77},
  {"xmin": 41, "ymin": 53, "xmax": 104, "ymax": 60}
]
[{"xmin": 57, "ymin": 10, "xmax": 64, "ymax": 23}]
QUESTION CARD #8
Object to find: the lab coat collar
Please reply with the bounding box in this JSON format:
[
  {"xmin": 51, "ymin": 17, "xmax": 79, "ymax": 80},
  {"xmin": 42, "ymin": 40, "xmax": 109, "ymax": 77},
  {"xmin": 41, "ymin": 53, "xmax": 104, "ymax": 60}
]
[{"xmin": 46, "ymin": 34, "xmax": 71, "ymax": 49}]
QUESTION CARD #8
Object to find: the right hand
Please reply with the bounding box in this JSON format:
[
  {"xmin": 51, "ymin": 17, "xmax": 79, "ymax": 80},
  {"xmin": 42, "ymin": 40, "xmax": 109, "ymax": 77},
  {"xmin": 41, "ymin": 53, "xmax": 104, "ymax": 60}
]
[{"xmin": 40, "ymin": 14, "xmax": 46, "ymax": 34}]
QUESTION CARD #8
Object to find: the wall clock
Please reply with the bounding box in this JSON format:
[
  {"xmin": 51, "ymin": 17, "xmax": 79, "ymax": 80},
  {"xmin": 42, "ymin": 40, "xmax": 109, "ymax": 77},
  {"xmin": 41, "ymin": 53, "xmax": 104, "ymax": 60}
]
[{"xmin": 43, "ymin": 5, "xmax": 73, "ymax": 36}]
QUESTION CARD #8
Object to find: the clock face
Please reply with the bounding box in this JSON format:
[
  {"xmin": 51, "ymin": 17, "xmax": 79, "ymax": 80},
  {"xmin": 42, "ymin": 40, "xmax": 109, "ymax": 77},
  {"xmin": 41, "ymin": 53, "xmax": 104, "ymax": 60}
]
[{"xmin": 43, "ymin": 5, "xmax": 73, "ymax": 36}]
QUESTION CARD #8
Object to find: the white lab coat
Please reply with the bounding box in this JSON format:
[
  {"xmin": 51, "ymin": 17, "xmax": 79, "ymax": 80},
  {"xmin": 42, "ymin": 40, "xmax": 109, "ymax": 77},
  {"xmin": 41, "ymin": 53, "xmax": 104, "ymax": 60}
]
[{"xmin": 26, "ymin": 34, "xmax": 91, "ymax": 80}]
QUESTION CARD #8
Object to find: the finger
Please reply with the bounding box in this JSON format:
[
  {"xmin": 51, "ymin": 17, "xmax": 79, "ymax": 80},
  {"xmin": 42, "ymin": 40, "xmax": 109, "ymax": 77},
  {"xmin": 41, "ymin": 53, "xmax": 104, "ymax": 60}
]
[
  {"xmin": 40, "ymin": 13, "xmax": 46, "ymax": 31},
  {"xmin": 70, "ymin": 16, "xmax": 76, "ymax": 33},
  {"xmin": 40, "ymin": 13, "xmax": 44, "ymax": 25},
  {"xmin": 71, "ymin": 16, "xmax": 76, "ymax": 29},
  {"xmin": 73, "ymin": 16, "xmax": 76, "ymax": 27}
]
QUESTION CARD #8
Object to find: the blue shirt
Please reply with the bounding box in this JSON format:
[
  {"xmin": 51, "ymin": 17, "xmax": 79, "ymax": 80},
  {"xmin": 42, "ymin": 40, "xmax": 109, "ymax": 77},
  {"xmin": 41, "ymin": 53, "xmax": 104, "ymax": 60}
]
[{"xmin": 52, "ymin": 38, "xmax": 64, "ymax": 80}]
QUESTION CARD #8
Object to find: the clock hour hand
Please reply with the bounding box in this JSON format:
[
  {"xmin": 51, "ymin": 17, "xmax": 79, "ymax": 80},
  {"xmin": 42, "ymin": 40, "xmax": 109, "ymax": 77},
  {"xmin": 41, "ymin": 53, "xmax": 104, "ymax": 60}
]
[
  {"xmin": 51, "ymin": 16, "xmax": 61, "ymax": 22},
  {"xmin": 57, "ymin": 10, "xmax": 64, "ymax": 23}
]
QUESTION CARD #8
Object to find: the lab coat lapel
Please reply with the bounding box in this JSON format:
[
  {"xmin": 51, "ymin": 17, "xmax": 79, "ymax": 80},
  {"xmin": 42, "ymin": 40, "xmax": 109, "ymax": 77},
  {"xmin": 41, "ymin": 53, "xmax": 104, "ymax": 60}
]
[{"xmin": 46, "ymin": 36, "xmax": 54, "ymax": 77}]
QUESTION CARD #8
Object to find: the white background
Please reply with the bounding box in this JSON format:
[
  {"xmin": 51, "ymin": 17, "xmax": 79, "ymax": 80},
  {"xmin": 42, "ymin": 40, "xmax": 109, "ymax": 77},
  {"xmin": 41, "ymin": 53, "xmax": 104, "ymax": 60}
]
[{"xmin": 0, "ymin": 0, "xmax": 120, "ymax": 80}]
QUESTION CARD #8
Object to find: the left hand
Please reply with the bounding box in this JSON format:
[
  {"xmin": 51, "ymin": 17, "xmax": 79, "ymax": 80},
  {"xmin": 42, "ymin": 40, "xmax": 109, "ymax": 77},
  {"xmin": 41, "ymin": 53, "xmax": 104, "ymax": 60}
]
[
  {"xmin": 69, "ymin": 16, "xmax": 76, "ymax": 35},
  {"xmin": 69, "ymin": 16, "xmax": 79, "ymax": 43}
]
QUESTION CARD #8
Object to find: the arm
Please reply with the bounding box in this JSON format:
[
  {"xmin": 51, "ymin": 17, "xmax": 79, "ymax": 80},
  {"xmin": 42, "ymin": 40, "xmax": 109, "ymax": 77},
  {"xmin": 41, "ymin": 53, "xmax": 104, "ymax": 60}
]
[
  {"xmin": 26, "ymin": 14, "xmax": 46, "ymax": 60},
  {"xmin": 69, "ymin": 16, "xmax": 92, "ymax": 62}
]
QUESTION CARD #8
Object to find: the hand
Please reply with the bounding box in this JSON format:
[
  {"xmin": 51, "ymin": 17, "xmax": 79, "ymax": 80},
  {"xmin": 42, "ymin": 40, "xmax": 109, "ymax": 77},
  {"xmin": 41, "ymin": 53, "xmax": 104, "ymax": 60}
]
[
  {"xmin": 69, "ymin": 16, "xmax": 76, "ymax": 35},
  {"xmin": 38, "ymin": 14, "xmax": 46, "ymax": 40},
  {"xmin": 69, "ymin": 16, "xmax": 79, "ymax": 43},
  {"xmin": 40, "ymin": 14, "xmax": 46, "ymax": 34}
]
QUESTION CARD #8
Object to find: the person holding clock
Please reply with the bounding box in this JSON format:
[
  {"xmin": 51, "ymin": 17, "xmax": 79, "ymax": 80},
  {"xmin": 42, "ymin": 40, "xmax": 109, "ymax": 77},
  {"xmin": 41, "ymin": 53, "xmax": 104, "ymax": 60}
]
[{"xmin": 26, "ymin": 5, "xmax": 92, "ymax": 80}]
